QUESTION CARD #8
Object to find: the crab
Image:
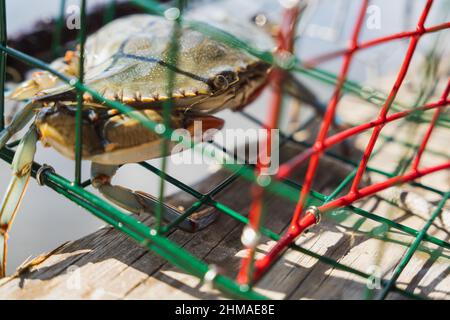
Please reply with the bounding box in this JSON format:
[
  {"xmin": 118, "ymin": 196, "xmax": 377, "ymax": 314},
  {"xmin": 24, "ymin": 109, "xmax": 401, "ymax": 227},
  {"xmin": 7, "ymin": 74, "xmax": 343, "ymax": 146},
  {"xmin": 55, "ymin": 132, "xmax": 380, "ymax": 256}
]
[{"xmin": 0, "ymin": 12, "xmax": 343, "ymax": 276}]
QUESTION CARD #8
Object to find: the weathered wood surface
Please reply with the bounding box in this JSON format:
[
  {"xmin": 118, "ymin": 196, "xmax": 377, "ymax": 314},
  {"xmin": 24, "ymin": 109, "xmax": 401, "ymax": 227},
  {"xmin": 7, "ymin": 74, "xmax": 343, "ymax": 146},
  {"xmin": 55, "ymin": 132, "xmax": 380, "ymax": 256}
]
[{"xmin": 0, "ymin": 134, "xmax": 448, "ymax": 299}]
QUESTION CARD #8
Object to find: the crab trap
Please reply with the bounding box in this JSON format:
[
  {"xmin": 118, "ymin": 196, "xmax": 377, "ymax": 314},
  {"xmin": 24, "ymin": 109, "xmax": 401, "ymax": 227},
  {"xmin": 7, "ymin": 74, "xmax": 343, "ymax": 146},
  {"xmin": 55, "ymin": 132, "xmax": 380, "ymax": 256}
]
[{"xmin": 0, "ymin": 0, "xmax": 449, "ymax": 299}]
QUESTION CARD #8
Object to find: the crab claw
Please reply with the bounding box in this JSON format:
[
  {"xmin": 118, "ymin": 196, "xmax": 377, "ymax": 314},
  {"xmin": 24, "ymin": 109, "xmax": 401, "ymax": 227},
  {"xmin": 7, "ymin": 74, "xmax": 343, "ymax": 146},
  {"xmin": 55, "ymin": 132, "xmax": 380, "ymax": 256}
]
[
  {"xmin": 185, "ymin": 114, "xmax": 225, "ymax": 142},
  {"xmin": 0, "ymin": 102, "xmax": 38, "ymax": 150},
  {"xmin": 0, "ymin": 127, "xmax": 38, "ymax": 277},
  {"xmin": 8, "ymin": 55, "xmax": 78, "ymax": 101},
  {"xmin": 90, "ymin": 163, "xmax": 218, "ymax": 233},
  {"xmin": 88, "ymin": 114, "xmax": 224, "ymax": 233}
]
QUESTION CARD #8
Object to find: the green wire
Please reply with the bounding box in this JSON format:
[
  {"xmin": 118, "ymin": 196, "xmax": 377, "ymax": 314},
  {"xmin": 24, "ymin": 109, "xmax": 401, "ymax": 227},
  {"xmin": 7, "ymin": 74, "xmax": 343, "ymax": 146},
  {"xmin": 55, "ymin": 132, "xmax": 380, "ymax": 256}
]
[
  {"xmin": 156, "ymin": 1, "xmax": 183, "ymax": 233},
  {"xmin": 0, "ymin": 0, "xmax": 6, "ymax": 131},
  {"xmin": 0, "ymin": 0, "xmax": 448, "ymax": 300},
  {"xmin": 74, "ymin": 0, "xmax": 86, "ymax": 185},
  {"xmin": 377, "ymin": 192, "xmax": 450, "ymax": 299},
  {"xmin": 51, "ymin": 0, "xmax": 66, "ymax": 58},
  {"xmin": 102, "ymin": 0, "xmax": 116, "ymax": 25},
  {"xmin": 131, "ymin": 0, "xmax": 450, "ymax": 128},
  {"xmin": 0, "ymin": 146, "xmax": 266, "ymax": 300}
]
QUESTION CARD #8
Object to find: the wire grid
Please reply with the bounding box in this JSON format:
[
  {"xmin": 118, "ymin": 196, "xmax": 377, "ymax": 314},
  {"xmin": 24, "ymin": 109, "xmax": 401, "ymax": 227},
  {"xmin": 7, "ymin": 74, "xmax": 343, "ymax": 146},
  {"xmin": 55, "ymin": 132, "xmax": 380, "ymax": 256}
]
[{"xmin": 0, "ymin": 0, "xmax": 448, "ymax": 299}]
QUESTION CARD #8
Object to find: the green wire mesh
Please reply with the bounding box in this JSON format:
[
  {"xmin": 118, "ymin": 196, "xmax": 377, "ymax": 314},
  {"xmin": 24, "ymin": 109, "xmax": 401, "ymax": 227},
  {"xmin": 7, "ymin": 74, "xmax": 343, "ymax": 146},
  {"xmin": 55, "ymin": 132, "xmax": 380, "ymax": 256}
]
[{"xmin": 0, "ymin": 0, "xmax": 448, "ymax": 300}]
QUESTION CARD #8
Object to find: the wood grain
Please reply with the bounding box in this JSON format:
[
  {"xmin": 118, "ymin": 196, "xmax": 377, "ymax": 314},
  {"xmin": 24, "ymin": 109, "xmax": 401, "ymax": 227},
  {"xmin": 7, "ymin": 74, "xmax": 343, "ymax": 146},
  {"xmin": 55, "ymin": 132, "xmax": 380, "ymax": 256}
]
[{"xmin": 0, "ymin": 137, "xmax": 448, "ymax": 299}]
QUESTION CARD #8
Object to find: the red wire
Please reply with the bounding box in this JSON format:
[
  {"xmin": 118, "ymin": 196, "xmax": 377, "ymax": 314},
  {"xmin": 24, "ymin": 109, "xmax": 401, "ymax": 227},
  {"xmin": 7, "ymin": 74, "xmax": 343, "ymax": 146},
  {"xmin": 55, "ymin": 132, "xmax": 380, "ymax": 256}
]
[
  {"xmin": 319, "ymin": 161, "xmax": 450, "ymax": 213},
  {"xmin": 304, "ymin": 20, "xmax": 450, "ymax": 69},
  {"xmin": 236, "ymin": 69, "xmax": 284, "ymax": 284},
  {"xmin": 236, "ymin": 7, "xmax": 301, "ymax": 285},
  {"xmin": 411, "ymin": 80, "xmax": 450, "ymax": 171},
  {"xmin": 349, "ymin": 0, "xmax": 433, "ymax": 194},
  {"xmin": 249, "ymin": 0, "xmax": 370, "ymax": 282},
  {"xmin": 290, "ymin": 0, "xmax": 369, "ymax": 230},
  {"xmin": 250, "ymin": 0, "xmax": 450, "ymax": 282},
  {"xmin": 277, "ymin": 95, "xmax": 449, "ymax": 179}
]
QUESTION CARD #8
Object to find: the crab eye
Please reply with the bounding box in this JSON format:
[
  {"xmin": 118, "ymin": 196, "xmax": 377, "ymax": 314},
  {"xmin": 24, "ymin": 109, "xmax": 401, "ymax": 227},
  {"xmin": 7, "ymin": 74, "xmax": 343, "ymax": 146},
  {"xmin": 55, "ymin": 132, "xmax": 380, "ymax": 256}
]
[
  {"xmin": 210, "ymin": 71, "xmax": 239, "ymax": 91},
  {"xmin": 213, "ymin": 75, "xmax": 229, "ymax": 90}
]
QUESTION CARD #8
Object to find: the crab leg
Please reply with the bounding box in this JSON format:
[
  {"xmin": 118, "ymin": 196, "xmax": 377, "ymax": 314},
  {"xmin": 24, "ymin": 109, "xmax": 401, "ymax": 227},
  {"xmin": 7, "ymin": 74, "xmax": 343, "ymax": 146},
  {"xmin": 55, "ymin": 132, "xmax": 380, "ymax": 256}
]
[
  {"xmin": 0, "ymin": 101, "xmax": 39, "ymax": 150},
  {"xmin": 91, "ymin": 163, "xmax": 217, "ymax": 233},
  {"xmin": 8, "ymin": 54, "xmax": 78, "ymax": 101},
  {"xmin": 0, "ymin": 127, "xmax": 39, "ymax": 277},
  {"xmin": 283, "ymin": 73, "xmax": 346, "ymax": 130}
]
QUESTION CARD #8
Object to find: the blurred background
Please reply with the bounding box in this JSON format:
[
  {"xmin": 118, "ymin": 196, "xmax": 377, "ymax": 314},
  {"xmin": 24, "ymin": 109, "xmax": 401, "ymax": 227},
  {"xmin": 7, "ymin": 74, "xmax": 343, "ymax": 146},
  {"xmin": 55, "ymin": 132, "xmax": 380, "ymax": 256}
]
[{"xmin": 1, "ymin": 0, "xmax": 448, "ymax": 274}]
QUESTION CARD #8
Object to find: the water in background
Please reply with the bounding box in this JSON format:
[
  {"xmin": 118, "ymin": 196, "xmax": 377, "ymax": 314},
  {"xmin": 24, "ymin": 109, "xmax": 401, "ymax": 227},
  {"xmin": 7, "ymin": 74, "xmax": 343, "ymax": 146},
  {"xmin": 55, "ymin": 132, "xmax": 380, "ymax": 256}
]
[{"xmin": 1, "ymin": 0, "xmax": 446, "ymax": 274}]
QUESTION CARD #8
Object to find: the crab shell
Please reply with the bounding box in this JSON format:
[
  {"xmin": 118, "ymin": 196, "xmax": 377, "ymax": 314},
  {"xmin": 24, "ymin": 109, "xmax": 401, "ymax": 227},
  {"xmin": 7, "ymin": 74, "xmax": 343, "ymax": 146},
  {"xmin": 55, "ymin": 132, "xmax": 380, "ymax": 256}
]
[
  {"xmin": 36, "ymin": 13, "xmax": 274, "ymax": 114},
  {"xmin": 11, "ymin": 13, "xmax": 275, "ymax": 165}
]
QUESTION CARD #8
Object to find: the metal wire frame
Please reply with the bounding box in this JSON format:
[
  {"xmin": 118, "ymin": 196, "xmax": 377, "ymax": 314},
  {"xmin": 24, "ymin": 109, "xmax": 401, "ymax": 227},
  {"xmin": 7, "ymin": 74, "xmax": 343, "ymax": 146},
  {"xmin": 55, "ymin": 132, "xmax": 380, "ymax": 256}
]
[
  {"xmin": 0, "ymin": 0, "xmax": 448, "ymax": 299},
  {"xmin": 243, "ymin": 0, "xmax": 450, "ymax": 288}
]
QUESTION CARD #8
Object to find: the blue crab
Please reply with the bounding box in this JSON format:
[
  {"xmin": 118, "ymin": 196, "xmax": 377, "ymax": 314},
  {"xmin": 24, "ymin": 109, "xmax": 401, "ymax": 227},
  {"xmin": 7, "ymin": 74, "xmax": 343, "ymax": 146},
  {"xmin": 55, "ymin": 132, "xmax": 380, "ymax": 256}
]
[{"xmin": 0, "ymin": 10, "xmax": 339, "ymax": 276}]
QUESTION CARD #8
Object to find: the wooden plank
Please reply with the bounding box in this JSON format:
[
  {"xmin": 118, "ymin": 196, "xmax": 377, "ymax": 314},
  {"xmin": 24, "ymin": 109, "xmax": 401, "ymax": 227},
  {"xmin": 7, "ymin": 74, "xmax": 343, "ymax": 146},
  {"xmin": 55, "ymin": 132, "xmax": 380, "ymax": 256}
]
[{"xmin": 0, "ymin": 136, "xmax": 448, "ymax": 299}]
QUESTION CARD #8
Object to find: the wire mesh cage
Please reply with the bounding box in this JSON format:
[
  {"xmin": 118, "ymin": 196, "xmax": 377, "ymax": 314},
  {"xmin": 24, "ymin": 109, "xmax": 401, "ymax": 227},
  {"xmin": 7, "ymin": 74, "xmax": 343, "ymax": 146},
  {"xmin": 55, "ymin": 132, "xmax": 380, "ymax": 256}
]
[{"xmin": 0, "ymin": 0, "xmax": 449, "ymax": 299}]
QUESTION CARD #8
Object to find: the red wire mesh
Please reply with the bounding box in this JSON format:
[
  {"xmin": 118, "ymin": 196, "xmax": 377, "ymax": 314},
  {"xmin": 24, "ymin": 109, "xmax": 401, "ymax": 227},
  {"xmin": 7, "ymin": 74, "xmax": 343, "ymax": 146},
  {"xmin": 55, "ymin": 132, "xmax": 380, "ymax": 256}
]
[{"xmin": 238, "ymin": 0, "xmax": 450, "ymax": 284}]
